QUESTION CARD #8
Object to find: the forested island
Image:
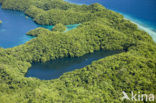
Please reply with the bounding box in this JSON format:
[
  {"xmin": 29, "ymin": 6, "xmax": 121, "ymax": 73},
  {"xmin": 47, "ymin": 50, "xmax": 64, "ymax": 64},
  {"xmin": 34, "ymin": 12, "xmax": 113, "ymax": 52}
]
[
  {"xmin": 52, "ymin": 23, "xmax": 67, "ymax": 32},
  {"xmin": 0, "ymin": 20, "xmax": 2, "ymax": 24},
  {"xmin": 0, "ymin": 0, "xmax": 155, "ymax": 103}
]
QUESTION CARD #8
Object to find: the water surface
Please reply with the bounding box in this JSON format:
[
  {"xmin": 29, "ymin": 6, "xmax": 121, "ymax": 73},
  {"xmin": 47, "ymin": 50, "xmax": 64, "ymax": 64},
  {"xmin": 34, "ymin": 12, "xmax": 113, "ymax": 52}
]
[
  {"xmin": 0, "ymin": 6, "xmax": 79, "ymax": 48},
  {"xmin": 26, "ymin": 51, "xmax": 119, "ymax": 80},
  {"xmin": 0, "ymin": 6, "xmax": 38, "ymax": 48}
]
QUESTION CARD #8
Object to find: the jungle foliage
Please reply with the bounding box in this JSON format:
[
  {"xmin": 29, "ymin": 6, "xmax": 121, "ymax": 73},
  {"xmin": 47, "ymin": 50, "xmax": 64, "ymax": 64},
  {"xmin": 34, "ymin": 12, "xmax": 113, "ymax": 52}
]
[
  {"xmin": 0, "ymin": 0, "xmax": 155, "ymax": 103},
  {"xmin": 26, "ymin": 27, "xmax": 50, "ymax": 37},
  {"xmin": 1, "ymin": 0, "xmax": 122, "ymax": 25},
  {"xmin": 52, "ymin": 23, "xmax": 67, "ymax": 32}
]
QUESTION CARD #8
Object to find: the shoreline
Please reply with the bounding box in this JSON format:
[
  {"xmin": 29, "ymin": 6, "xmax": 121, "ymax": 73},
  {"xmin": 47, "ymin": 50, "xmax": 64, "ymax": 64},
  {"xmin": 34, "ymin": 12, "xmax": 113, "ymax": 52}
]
[
  {"xmin": 118, "ymin": 12, "xmax": 156, "ymax": 42},
  {"xmin": 64, "ymin": 0, "xmax": 156, "ymax": 42}
]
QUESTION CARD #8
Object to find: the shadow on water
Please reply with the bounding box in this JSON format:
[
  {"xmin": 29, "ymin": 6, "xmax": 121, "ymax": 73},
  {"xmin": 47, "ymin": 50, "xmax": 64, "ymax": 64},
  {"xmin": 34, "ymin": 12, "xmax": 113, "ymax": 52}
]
[{"xmin": 26, "ymin": 50, "xmax": 121, "ymax": 80}]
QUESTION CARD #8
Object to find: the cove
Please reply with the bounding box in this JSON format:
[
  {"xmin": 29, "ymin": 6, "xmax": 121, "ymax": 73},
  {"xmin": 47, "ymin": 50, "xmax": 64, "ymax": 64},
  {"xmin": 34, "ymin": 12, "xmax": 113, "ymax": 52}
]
[
  {"xmin": 26, "ymin": 51, "xmax": 120, "ymax": 80},
  {"xmin": 0, "ymin": 6, "xmax": 79, "ymax": 48}
]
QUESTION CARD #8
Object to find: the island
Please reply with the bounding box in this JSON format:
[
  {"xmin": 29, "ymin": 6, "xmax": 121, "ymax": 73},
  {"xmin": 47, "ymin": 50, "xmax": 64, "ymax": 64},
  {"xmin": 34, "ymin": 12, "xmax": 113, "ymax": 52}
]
[
  {"xmin": 0, "ymin": 20, "xmax": 2, "ymax": 24},
  {"xmin": 26, "ymin": 23, "xmax": 67, "ymax": 37},
  {"xmin": 0, "ymin": 0, "xmax": 155, "ymax": 103},
  {"xmin": 52, "ymin": 23, "xmax": 67, "ymax": 32}
]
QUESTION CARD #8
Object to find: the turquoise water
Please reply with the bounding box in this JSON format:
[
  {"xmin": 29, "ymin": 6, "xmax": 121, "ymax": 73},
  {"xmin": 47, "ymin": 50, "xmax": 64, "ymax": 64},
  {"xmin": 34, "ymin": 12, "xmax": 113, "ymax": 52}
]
[
  {"xmin": 66, "ymin": 24, "xmax": 80, "ymax": 31},
  {"xmin": 65, "ymin": 0, "xmax": 156, "ymax": 42},
  {"xmin": 26, "ymin": 51, "xmax": 120, "ymax": 80},
  {"xmin": 120, "ymin": 13, "xmax": 156, "ymax": 42},
  {"xmin": 0, "ymin": 6, "xmax": 79, "ymax": 48},
  {"xmin": 41, "ymin": 24, "xmax": 80, "ymax": 31}
]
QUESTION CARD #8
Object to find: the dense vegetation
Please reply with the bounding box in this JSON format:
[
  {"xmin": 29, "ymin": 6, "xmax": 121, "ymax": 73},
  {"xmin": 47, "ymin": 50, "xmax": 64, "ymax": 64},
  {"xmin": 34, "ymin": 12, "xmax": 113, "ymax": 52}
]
[
  {"xmin": 52, "ymin": 23, "xmax": 67, "ymax": 32},
  {"xmin": 1, "ymin": 0, "xmax": 122, "ymax": 25},
  {"xmin": 0, "ymin": 0, "xmax": 155, "ymax": 103},
  {"xmin": 26, "ymin": 27, "xmax": 50, "ymax": 37},
  {"xmin": 0, "ymin": 20, "xmax": 2, "ymax": 24}
]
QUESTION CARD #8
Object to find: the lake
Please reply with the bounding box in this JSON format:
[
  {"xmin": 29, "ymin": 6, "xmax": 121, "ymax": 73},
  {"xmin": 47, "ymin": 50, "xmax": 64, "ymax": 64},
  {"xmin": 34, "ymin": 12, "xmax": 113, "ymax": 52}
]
[{"xmin": 26, "ymin": 51, "xmax": 120, "ymax": 80}]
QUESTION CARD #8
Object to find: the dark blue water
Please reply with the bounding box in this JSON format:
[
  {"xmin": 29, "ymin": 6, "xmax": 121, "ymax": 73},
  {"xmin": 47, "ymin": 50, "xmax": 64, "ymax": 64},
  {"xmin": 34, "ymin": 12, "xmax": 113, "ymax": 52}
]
[
  {"xmin": 66, "ymin": 0, "xmax": 156, "ymax": 41},
  {"xmin": 0, "ymin": 6, "xmax": 79, "ymax": 48},
  {"xmin": 0, "ymin": 6, "xmax": 39, "ymax": 48},
  {"xmin": 26, "ymin": 51, "xmax": 119, "ymax": 80}
]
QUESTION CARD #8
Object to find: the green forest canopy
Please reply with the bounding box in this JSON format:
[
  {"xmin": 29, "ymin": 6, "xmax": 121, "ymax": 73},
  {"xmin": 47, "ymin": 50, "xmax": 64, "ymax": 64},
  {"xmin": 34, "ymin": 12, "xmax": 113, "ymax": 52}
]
[
  {"xmin": 52, "ymin": 23, "xmax": 67, "ymax": 32},
  {"xmin": 0, "ymin": 0, "xmax": 155, "ymax": 102}
]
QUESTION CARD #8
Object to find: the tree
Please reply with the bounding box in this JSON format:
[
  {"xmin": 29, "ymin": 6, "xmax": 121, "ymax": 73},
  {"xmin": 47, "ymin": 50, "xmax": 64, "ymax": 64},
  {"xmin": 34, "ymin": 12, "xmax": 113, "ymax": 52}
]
[{"xmin": 52, "ymin": 23, "xmax": 67, "ymax": 32}]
